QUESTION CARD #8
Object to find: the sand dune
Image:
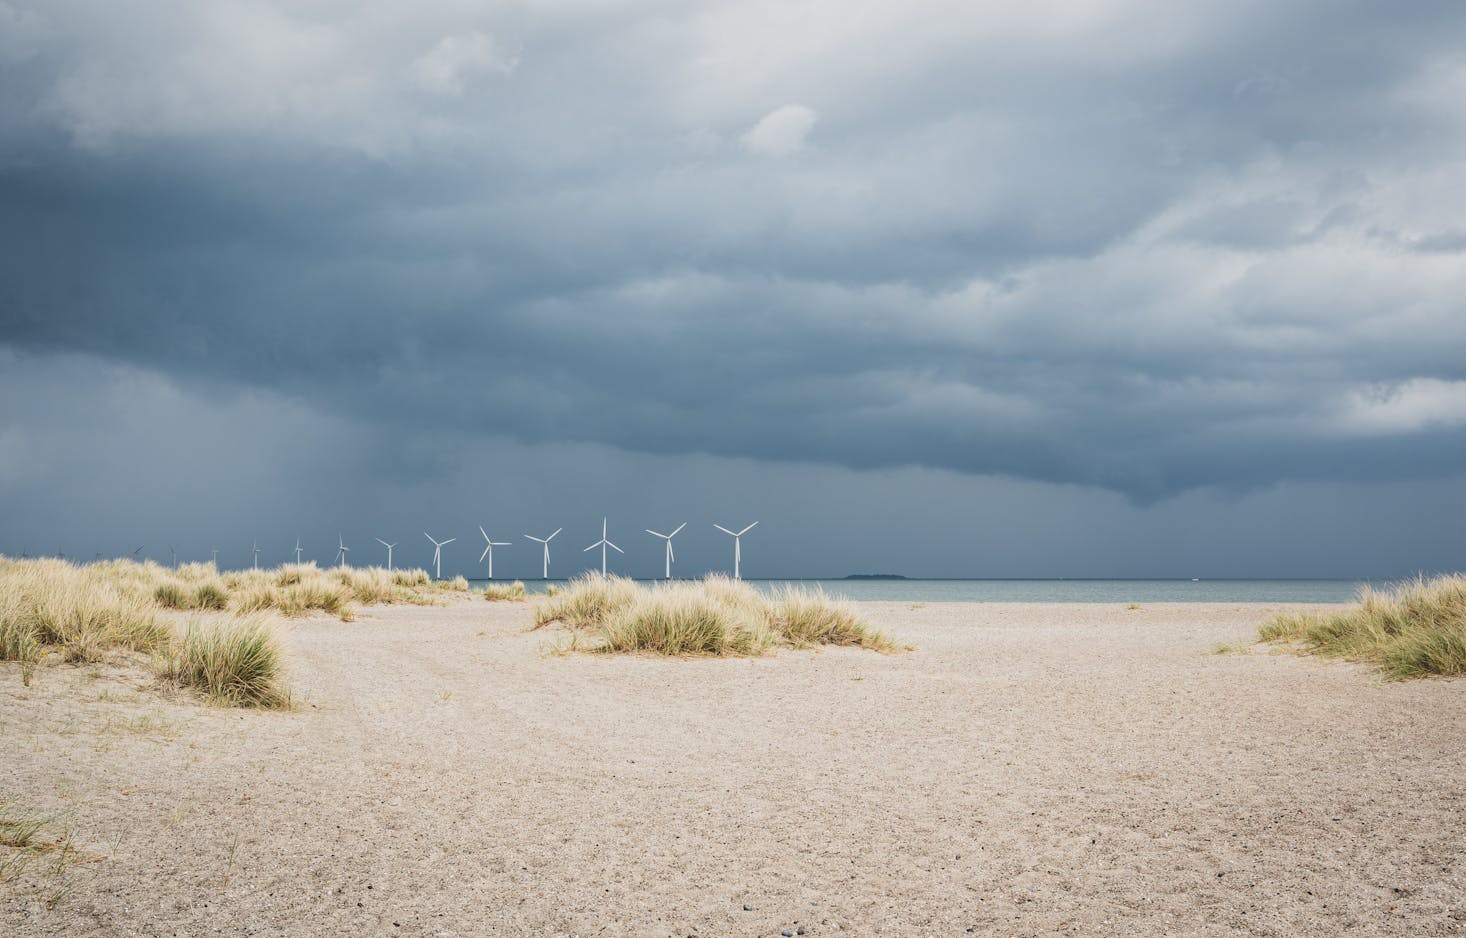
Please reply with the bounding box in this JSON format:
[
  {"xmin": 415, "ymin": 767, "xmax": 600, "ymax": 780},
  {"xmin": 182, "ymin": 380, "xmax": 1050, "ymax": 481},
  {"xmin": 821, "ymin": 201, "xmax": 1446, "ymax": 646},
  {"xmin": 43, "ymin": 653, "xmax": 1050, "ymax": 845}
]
[{"xmin": 3, "ymin": 600, "xmax": 1464, "ymax": 936}]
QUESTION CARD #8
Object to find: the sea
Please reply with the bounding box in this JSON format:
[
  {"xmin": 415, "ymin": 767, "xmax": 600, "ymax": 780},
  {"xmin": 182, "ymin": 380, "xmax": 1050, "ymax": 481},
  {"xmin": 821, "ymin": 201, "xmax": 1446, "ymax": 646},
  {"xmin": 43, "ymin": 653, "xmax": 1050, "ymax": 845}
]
[{"xmin": 468, "ymin": 578, "xmax": 1386, "ymax": 603}]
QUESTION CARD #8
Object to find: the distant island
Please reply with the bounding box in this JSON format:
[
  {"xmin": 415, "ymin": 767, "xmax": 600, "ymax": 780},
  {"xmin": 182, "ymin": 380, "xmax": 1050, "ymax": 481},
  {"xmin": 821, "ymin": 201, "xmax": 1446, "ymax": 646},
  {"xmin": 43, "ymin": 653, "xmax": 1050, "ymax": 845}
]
[{"xmin": 844, "ymin": 573, "xmax": 909, "ymax": 580}]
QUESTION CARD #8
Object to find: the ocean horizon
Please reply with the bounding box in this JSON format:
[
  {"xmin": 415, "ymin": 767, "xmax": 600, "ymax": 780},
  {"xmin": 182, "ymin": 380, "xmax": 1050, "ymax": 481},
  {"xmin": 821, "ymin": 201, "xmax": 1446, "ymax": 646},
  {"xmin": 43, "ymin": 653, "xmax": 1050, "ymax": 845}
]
[{"xmin": 465, "ymin": 577, "xmax": 1387, "ymax": 603}]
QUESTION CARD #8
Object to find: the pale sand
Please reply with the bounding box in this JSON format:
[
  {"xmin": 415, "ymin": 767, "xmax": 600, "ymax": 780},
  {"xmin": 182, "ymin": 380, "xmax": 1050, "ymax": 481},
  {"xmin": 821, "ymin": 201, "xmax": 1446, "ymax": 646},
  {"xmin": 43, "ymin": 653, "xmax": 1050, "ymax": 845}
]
[{"xmin": 3, "ymin": 600, "xmax": 1465, "ymax": 937}]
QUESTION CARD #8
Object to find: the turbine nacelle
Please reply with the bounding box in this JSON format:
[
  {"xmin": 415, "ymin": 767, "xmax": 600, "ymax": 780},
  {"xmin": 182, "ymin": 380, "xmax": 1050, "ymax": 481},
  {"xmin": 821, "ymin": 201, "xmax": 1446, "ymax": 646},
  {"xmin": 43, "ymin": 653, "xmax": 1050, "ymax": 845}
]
[
  {"xmin": 583, "ymin": 517, "xmax": 623, "ymax": 575},
  {"xmin": 478, "ymin": 525, "xmax": 513, "ymax": 579},
  {"xmin": 424, "ymin": 532, "xmax": 456, "ymax": 580},
  {"xmin": 713, "ymin": 521, "xmax": 759, "ymax": 579},
  {"xmin": 645, "ymin": 522, "xmax": 688, "ymax": 579},
  {"xmin": 524, "ymin": 528, "xmax": 562, "ymax": 579}
]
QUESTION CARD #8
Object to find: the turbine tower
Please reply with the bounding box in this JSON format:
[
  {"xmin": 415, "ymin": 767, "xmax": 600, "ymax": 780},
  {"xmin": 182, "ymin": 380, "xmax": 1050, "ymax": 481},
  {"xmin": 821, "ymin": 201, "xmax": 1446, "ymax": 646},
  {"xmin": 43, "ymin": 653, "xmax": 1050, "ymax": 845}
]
[
  {"xmin": 294, "ymin": 538, "xmax": 304, "ymax": 564},
  {"xmin": 375, "ymin": 538, "xmax": 397, "ymax": 570},
  {"xmin": 645, "ymin": 522, "xmax": 687, "ymax": 579},
  {"xmin": 424, "ymin": 532, "xmax": 455, "ymax": 580},
  {"xmin": 582, "ymin": 517, "xmax": 623, "ymax": 576},
  {"xmin": 478, "ymin": 526, "xmax": 512, "ymax": 580},
  {"xmin": 210, "ymin": 548, "xmax": 219, "ymax": 566},
  {"xmin": 523, "ymin": 529, "xmax": 561, "ymax": 579},
  {"xmin": 251, "ymin": 541, "xmax": 262, "ymax": 570},
  {"xmin": 335, "ymin": 534, "xmax": 350, "ymax": 568},
  {"xmin": 713, "ymin": 522, "xmax": 759, "ymax": 580},
  {"xmin": 168, "ymin": 544, "xmax": 177, "ymax": 568}
]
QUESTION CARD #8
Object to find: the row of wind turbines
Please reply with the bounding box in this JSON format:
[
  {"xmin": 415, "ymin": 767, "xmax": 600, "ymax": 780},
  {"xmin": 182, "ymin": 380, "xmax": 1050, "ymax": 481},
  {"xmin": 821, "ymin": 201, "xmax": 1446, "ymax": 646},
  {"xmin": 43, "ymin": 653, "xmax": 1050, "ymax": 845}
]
[{"xmin": 227, "ymin": 519, "xmax": 759, "ymax": 580}]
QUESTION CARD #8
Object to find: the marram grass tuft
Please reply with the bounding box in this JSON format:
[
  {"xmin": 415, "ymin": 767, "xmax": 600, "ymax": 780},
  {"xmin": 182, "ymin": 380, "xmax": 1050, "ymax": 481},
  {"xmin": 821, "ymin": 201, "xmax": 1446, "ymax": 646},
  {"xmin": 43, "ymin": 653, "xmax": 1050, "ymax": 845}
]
[
  {"xmin": 1260, "ymin": 574, "xmax": 1466, "ymax": 679},
  {"xmin": 535, "ymin": 574, "xmax": 899, "ymax": 657},
  {"xmin": 164, "ymin": 615, "xmax": 290, "ymax": 709},
  {"xmin": 483, "ymin": 581, "xmax": 527, "ymax": 602}
]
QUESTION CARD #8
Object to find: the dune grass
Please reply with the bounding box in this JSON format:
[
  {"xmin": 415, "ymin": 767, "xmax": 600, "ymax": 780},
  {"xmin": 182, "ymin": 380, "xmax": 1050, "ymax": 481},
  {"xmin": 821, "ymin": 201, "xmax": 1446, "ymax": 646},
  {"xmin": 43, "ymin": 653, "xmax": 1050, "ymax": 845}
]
[
  {"xmin": 533, "ymin": 573, "xmax": 640, "ymax": 629},
  {"xmin": 0, "ymin": 555, "xmax": 472, "ymax": 701},
  {"xmin": 1260, "ymin": 574, "xmax": 1466, "ymax": 679},
  {"xmin": 219, "ymin": 562, "xmax": 458, "ymax": 619},
  {"xmin": 163, "ymin": 615, "xmax": 290, "ymax": 709},
  {"xmin": 777, "ymin": 585, "xmax": 898, "ymax": 650},
  {"xmin": 483, "ymin": 581, "xmax": 527, "ymax": 602},
  {"xmin": 536, "ymin": 573, "xmax": 898, "ymax": 657}
]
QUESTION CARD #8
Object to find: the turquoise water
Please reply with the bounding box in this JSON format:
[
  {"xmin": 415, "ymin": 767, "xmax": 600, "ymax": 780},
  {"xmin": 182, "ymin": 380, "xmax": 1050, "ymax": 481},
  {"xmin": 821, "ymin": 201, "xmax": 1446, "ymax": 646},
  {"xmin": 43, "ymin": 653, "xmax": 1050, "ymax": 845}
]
[{"xmin": 469, "ymin": 578, "xmax": 1379, "ymax": 603}]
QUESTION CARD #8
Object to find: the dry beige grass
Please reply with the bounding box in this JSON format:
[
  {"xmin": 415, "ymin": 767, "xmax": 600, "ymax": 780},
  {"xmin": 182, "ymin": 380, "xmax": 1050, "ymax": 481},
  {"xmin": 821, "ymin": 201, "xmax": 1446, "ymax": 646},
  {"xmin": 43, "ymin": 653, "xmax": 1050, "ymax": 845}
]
[
  {"xmin": 482, "ymin": 581, "xmax": 527, "ymax": 602},
  {"xmin": 535, "ymin": 574, "xmax": 896, "ymax": 655},
  {"xmin": 163, "ymin": 615, "xmax": 290, "ymax": 709},
  {"xmin": 1261, "ymin": 574, "xmax": 1466, "ymax": 678},
  {"xmin": 0, "ymin": 556, "xmax": 468, "ymax": 706}
]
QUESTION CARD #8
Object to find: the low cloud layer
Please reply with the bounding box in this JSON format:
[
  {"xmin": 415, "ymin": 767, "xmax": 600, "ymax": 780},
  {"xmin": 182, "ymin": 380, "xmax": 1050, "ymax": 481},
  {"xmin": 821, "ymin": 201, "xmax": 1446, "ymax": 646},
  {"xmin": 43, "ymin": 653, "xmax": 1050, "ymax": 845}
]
[{"xmin": 2, "ymin": 1, "xmax": 1464, "ymax": 571}]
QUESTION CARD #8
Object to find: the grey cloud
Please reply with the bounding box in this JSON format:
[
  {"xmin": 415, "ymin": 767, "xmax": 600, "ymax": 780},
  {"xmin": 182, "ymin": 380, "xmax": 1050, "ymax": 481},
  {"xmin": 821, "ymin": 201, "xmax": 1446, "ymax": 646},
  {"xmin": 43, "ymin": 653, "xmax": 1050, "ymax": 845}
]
[{"xmin": 3, "ymin": 0, "xmax": 1466, "ymax": 527}]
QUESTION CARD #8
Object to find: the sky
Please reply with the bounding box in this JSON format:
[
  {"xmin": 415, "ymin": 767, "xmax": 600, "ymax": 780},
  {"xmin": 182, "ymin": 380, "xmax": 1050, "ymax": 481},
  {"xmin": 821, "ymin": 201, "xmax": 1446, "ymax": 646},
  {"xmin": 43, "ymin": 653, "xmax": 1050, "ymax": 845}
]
[{"xmin": 1, "ymin": 0, "xmax": 1464, "ymax": 579}]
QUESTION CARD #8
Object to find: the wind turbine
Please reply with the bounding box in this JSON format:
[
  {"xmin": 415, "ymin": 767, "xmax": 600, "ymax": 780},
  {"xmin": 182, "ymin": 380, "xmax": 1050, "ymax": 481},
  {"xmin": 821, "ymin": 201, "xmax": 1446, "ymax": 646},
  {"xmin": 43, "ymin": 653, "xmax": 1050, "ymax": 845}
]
[
  {"xmin": 713, "ymin": 522, "xmax": 759, "ymax": 579},
  {"xmin": 424, "ymin": 532, "xmax": 455, "ymax": 580},
  {"xmin": 582, "ymin": 517, "xmax": 623, "ymax": 576},
  {"xmin": 132, "ymin": 545, "xmax": 145, "ymax": 561},
  {"xmin": 523, "ymin": 528, "xmax": 561, "ymax": 579},
  {"xmin": 335, "ymin": 534, "xmax": 350, "ymax": 568},
  {"xmin": 210, "ymin": 548, "xmax": 219, "ymax": 566},
  {"xmin": 294, "ymin": 538, "xmax": 304, "ymax": 564},
  {"xmin": 645, "ymin": 522, "xmax": 687, "ymax": 579},
  {"xmin": 251, "ymin": 541, "xmax": 262, "ymax": 569},
  {"xmin": 168, "ymin": 544, "xmax": 177, "ymax": 568},
  {"xmin": 375, "ymin": 538, "xmax": 397, "ymax": 570},
  {"xmin": 478, "ymin": 526, "xmax": 512, "ymax": 579}
]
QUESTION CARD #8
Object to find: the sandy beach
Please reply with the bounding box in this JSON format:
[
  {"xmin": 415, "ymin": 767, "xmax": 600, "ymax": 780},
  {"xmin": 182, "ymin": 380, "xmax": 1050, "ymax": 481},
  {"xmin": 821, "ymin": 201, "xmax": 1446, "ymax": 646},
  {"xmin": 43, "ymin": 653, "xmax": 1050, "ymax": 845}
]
[{"xmin": 3, "ymin": 599, "xmax": 1464, "ymax": 937}]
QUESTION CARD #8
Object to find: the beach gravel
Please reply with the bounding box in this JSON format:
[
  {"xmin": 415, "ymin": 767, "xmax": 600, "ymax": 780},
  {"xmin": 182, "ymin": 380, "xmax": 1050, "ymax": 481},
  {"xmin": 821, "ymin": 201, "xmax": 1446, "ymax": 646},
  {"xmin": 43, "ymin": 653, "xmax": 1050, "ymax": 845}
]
[{"xmin": 2, "ymin": 600, "xmax": 1464, "ymax": 935}]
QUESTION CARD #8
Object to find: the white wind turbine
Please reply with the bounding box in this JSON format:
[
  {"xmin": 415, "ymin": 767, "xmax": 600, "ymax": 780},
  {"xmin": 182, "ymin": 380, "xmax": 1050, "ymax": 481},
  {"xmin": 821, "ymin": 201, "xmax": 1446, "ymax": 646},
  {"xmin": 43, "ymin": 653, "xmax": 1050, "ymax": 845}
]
[
  {"xmin": 713, "ymin": 521, "xmax": 759, "ymax": 579},
  {"xmin": 251, "ymin": 541, "xmax": 262, "ymax": 569},
  {"xmin": 294, "ymin": 538, "xmax": 304, "ymax": 564},
  {"xmin": 644, "ymin": 522, "xmax": 687, "ymax": 579},
  {"xmin": 582, "ymin": 517, "xmax": 623, "ymax": 576},
  {"xmin": 478, "ymin": 526, "xmax": 512, "ymax": 579},
  {"xmin": 375, "ymin": 538, "xmax": 397, "ymax": 570},
  {"xmin": 210, "ymin": 548, "xmax": 219, "ymax": 566},
  {"xmin": 335, "ymin": 534, "xmax": 350, "ymax": 568},
  {"xmin": 524, "ymin": 528, "xmax": 561, "ymax": 579},
  {"xmin": 424, "ymin": 532, "xmax": 455, "ymax": 580},
  {"xmin": 169, "ymin": 544, "xmax": 177, "ymax": 568}
]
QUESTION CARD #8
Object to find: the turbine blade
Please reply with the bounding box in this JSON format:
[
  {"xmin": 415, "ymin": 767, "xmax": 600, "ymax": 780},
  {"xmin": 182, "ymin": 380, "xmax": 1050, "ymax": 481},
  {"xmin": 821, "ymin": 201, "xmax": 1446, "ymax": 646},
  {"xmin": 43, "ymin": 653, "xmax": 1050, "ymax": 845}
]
[
  {"xmin": 376, "ymin": 538, "xmax": 388, "ymax": 547},
  {"xmin": 479, "ymin": 525, "xmax": 489, "ymax": 541},
  {"xmin": 608, "ymin": 541, "xmax": 624, "ymax": 553},
  {"xmin": 670, "ymin": 522, "xmax": 687, "ymax": 537},
  {"xmin": 548, "ymin": 529, "xmax": 561, "ymax": 540},
  {"xmin": 646, "ymin": 529, "xmax": 665, "ymax": 538},
  {"xmin": 583, "ymin": 542, "xmax": 599, "ymax": 552},
  {"xmin": 480, "ymin": 545, "xmax": 490, "ymax": 562},
  {"xmin": 713, "ymin": 525, "xmax": 735, "ymax": 536},
  {"xmin": 443, "ymin": 538, "xmax": 456, "ymax": 545},
  {"xmin": 738, "ymin": 522, "xmax": 760, "ymax": 536},
  {"xmin": 424, "ymin": 532, "xmax": 434, "ymax": 543}
]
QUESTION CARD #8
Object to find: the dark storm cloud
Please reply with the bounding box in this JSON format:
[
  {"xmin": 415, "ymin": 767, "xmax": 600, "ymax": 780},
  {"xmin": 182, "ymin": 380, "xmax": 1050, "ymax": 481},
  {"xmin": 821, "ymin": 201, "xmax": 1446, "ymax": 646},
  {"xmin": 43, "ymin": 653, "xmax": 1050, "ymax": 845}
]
[{"xmin": 3, "ymin": 0, "xmax": 1466, "ymax": 503}]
